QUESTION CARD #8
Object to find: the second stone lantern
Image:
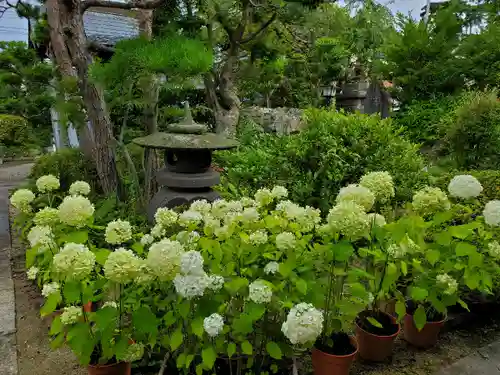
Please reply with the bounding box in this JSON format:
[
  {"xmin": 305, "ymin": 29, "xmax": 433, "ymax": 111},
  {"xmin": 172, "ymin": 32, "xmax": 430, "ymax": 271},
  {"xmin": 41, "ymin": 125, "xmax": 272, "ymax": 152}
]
[{"xmin": 133, "ymin": 102, "xmax": 238, "ymax": 222}]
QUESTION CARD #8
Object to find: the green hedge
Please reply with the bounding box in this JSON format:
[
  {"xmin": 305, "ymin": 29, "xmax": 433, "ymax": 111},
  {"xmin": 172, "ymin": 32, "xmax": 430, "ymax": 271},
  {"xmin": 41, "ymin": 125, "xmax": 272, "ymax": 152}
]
[{"xmin": 216, "ymin": 109, "xmax": 429, "ymax": 212}]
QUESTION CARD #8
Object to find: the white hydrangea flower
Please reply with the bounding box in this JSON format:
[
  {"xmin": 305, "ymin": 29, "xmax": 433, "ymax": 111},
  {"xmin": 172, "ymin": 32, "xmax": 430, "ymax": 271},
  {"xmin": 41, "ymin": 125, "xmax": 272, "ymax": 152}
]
[
  {"xmin": 264, "ymin": 261, "xmax": 280, "ymax": 275},
  {"xmin": 249, "ymin": 230, "xmax": 268, "ymax": 246},
  {"xmin": 326, "ymin": 201, "xmax": 370, "ymax": 240},
  {"xmin": 58, "ymin": 195, "xmax": 95, "ymax": 227},
  {"xmin": 336, "ymin": 184, "xmax": 375, "ymax": 211},
  {"xmin": 276, "ymin": 200, "xmax": 304, "ymax": 220},
  {"xmin": 367, "ymin": 213, "xmax": 386, "ymax": 227},
  {"xmin": 105, "ymin": 219, "xmax": 133, "ymax": 244},
  {"xmin": 488, "ymin": 241, "xmax": 500, "ymax": 258},
  {"xmin": 207, "ymin": 275, "xmax": 224, "ymax": 291},
  {"xmin": 121, "ymin": 343, "xmax": 144, "ymax": 362},
  {"xmin": 204, "ymin": 216, "xmax": 221, "ymax": 233},
  {"xmin": 104, "ymin": 248, "xmax": 140, "ymax": 284},
  {"xmin": 412, "ymin": 187, "xmax": 451, "ymax": 215},
  {"xmin": 60, "ymin": 306, "xmax": 83, "ymax": 325},
  {"xmin": 102, "ymin": 301, "xmax": 118, "ymax": 309},
  {"xmin": 34, "ymin": 207, "xmax": 60, "ymax": 226},
  {"xmin": 226, "ymin": 200, "xmax": 244, "ymax": 213},
  {"xmin": 135, "ymin": 259, "xmax": 156, "ymax": 285},
  {"xmin": 173, "ymin": 273, "xmax": 210, "ymax": 299},
  {"xmin": 203, "ymin": 313, "xmax": 224, "ymax": 337},
  {"xmin": 27, "ymin": 225, "xmax": 54, "ymax": 249},
  {"xmin": 214, "ymin": 225, "xmax": 232, "ymax": 240},
  {"xmin": 448, "ymin": 175, "xmax": 483, "ymax": 199},
  {"xmin": 483, "ymin": 200, "xmax": 500, "ymax": 227},
  {"xmin": 154, "ymin": 207, "xmax": 178, "ymax": 228},
  {"xmin": 190, "ymin": 199, "xmax": 212, "ymax": 215},
  {"xmin": 10, "ymin": 188, "xmax": 35, "ymax": 212},
  {"xmin": 179, "ymin": 210, "xmax": 203, "ymax": 227},
  {"xmin": 150, "ymin": 224, "xmax": 166, "ymax": 239},
  {"xmin": 140, "ymin": 234, "xmax": 154, "ymax": 246},
  {"xmin": 147, "ymin": 239, "xmax": 185, "ymax": 281},
  {"xmin": 271, "ymin": 186, "xmax": 288, "ymax": 200},
  {"xmin": 298, "ymin": 206, "xmax": 322, "ymax": 233},
  {"xmin": 436, "ymin": 273, "xmax": 458, "ymax": 295},
  {"xmin": 211, "ymin": 200, "xmax": 229, "ymax": 219},
  {"xmin": 53, "ymin": 243, "xmax": 96, "ymax": 280},
  {"xmin": 240, "ymin": 207, "xmax": 260, "ymax": 223},
  {"xmin": 255, "ymin": 188, "xmax": 274, "ymax": 207},
  {"xmin": 387, "ymin": 244, "xmax": 406, "ymax": 258},
  {"xmin": 42, "ymin": 282, "xmax": 60, "ymax": 297},
  {"xmin": 249, "ymin": 280, "xmax": 273, "ymax": 303},
  {"xmin": 359, "ymin": 171, "xmax": 395, "ymax": 203},
  {"xmin": 36, "ymin": 174, "xmax": 60, "ymax": 193},
  {"xmin": 240, "ymin": 197, "xmax": 256, "ymax": 207},
  {"xmin": 276, "ymin": 231, "xmax": 296, "ymax": 250},
  {"xmin": 26, "ymin": 266, "xmax": 39, "ymax": 280},
  {"xmin": 69, "ymin": 181, "xmax": 91, "ymax": 196},
  {"xmin": 180, "ymin": 251, "xmax": 205, "ymax": 275},
  {"xmin": 281, "ymin": 303, "xmax": 324, "ymax": 345}
]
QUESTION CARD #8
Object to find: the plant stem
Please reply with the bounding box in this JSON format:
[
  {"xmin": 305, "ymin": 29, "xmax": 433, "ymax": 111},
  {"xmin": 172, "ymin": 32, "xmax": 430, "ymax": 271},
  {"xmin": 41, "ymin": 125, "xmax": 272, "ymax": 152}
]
[{"xmin": 157, "ymin": 352, "xmax": 170, "ymax": 375}]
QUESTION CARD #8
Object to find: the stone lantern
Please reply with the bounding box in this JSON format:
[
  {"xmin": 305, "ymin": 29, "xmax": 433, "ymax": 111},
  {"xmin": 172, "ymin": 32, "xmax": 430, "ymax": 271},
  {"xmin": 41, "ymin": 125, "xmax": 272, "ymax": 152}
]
[{"xmin": 133, "ymin": 102, "xmax": 238, "ymax": 222}]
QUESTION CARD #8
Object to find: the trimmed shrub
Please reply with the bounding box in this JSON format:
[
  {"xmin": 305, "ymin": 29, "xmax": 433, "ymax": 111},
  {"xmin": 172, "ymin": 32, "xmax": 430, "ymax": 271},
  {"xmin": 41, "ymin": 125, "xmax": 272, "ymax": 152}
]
[
  {"xmin": 0, "ymin": 114, "xmax": 38, "ymax": 156},
  {"xmin": 216, "ymin": 109, "xmax": 429, "ymax": 211}
]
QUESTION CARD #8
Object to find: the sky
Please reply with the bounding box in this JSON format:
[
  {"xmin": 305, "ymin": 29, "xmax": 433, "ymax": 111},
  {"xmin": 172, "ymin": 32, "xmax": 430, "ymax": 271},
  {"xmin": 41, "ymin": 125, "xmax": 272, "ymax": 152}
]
[{"xmin": 0, "ymin": 0, "xmax": 430, "ymax": 43}]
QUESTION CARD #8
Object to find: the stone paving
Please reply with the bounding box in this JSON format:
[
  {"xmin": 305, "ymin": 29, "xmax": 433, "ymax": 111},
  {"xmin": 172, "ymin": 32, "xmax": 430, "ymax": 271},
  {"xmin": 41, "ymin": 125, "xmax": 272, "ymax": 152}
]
[{"xmin": 435, "ymin": 340, "xmax": 500, "ymax": 375}]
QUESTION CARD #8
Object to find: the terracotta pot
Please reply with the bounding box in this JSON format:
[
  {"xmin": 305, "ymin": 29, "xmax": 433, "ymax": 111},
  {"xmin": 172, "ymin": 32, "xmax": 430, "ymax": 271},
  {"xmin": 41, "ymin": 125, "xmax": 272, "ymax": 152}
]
[
  {"xmin": 83, "ymin": 301, "xmax": 93, "ymax": 313},
  {"xmin": 88, "ymin": 362, "xmax": 131, "ymax": 375},
  {"xmin": 355, "ymin": 312, "xmax": 400, "ymax": 362},
  {"xmin": 403, "ymin": 314, "xmax": 446, "ymax": 349},
  {"xmin": 312, "ymin": 337, "xmax": 358, "ymax": 375}
]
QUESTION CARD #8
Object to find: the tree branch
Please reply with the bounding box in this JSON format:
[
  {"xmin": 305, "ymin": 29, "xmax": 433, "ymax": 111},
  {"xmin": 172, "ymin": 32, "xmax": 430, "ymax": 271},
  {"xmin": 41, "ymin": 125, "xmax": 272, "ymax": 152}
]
[
  {"xmin": 240, "ymin": 13, "xmax": 277, "ymax": 44},
  {"xmin": 81, "ymin": 0, "xmax": 165, "ymax": 12},
  {"xmin": 87, "ymin": 41, "xmax": 114, "ymax": 54}
]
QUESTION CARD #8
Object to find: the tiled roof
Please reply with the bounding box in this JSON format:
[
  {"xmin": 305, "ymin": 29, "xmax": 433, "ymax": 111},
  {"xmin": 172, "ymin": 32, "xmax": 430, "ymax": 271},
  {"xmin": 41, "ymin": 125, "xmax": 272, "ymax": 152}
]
[{"xmin": 83, "ymin": 11, "xmax": 139, "ymax": 46}]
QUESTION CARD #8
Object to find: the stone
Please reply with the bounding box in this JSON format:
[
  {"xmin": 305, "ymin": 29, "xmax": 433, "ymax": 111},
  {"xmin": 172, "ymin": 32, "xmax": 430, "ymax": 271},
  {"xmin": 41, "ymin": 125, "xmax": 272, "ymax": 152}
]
[{"xmin": 241, "ymin": 106, "xmax": 306, "ymax": 135}]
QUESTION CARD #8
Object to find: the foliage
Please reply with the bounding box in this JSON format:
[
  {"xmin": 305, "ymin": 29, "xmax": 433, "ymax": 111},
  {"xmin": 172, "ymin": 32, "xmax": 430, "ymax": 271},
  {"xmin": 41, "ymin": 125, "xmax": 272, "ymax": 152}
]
[
  {"xmin": 441, "ymin": 90, "xmax": 500, "ymax": 170},
  {"xmin": 0, "ymin": 114, "xmax": 35, "ymax": 156},
  {"xmin": 216, "ymin": 110, "xmax": 428, "ymax": 212}
]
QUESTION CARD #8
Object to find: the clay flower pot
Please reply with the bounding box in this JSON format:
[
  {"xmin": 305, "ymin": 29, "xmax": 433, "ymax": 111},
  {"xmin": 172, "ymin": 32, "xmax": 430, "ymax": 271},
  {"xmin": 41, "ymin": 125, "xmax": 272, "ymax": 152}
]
[
  {"xmin": 403, "ymin": 314, "xmax": 446, "ymax": 349},
  {"xmin": 355, "ymin": 312, "xmax": 400, "ymax": 362},
  {"xmin": 312, "ymin": 336, "xmax": 358, "ymax": 375},
  {"xmin": 88, "ymin": 362, "xmax": 131, "ymax": 375}
]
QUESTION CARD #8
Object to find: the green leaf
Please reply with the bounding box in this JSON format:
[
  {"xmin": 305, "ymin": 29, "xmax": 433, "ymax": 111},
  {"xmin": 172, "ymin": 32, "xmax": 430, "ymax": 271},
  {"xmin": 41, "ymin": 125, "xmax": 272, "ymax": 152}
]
[
  {"xmin": 202, "ymin": 346, "xmax": 217, "ymax": 369},
  {"xmin": 294, "ymin": 278, "xmax": 307, "ymax": 294},
  {"xmin": 176, "ymin": 353, "xmax": 186, "ymax": 368},
  {"xmin": 266, "ymin": 342, "xmax": 282, "ymax": 359},
  {"xmin": 170, "ymin": 328, "xmax": 183, "ymax": 351},
  {"xmin": 400, "ymin": 260, "xmax": 408, "ymax": 276},
  {"xmin": 458, "ymin": 298, "xmax": 470, "ymax": 312},
  {"xmin": 132, "ymin": 306, "xmax": 158, "ymax": 336},
  {"xmin": 450, "ymin": 225, "xmax": 474, "ymax": 239},
  {"xmin": 93, "ymin": 306, "xmax": 118, "ymax": 331},
  {"xmin": 410, "ymin": 287, "xmax": 429, "ymax": 302},
  {"xmin": 63, "ymin": 281, "xmax": 81, "ymax": 304},
  {"xmin": 333, "ymin": 241, "xmax": 354, "ymax": 261},
  {"xmin": 395, "ymin": 300, "xmax": 407, "ymax": 319},
  {"xmin": 455, "ymin": 242, "xmax": 476, "ymax": 256},
  {"xmin": 131, "ymin": 242, "xmax": 144, "ymax": 255},
  {"xmin": 245, "ymin": 303, "xmax": 266, "ymax": 321},
  {"xmin": 40, "ymin": 293, "xmax": 62, "ymax": 317},
  {"xmin": 196, "ymin": 364, "xmax": 203, "ymax": 375},
  {"xmin": 224, "ymin": 277, "xmax": 249, "ymax": 295},
  {"xmin": 241, "ymin": 340, "xmax": 253, "ymax": 355},
  {"xmin": 425, "ymin": 249, "xmax": 441, "ymax": 265},
  {"xmin": 163, "ymin": 311, "xmax": 176, "ymax": 327},
  {"xmin": 366, "ymin": 317, "xmax": 383, "ymax": 328},
  {"xmin": 185, "ymin": 354, "xmax": 194, "ymax": 369},
  {"xmin": 227, "ymin": 342, "xmax": 236, "ymax": 358},
  {"xmin": 278, "ymin": 260, "xmax": 294, "ymax": 277},
  {"xmin": 94, "ymin": 249, "xmax": 111, "ymax": 266},
  {"xmin": 387, "ymin": 262, "xmax": 397, "ymax": 275},
  {"xmin": 62, "ymin": 230, "xmax": 88, "ymax": 244},
  {"xmin": 413, "ymin": 305, "xmax": 427, "ymax": 331},
  {"xmin": 49, "ymin": 315, "xmax": 63, "ymax": 335},
  {"xmin": 232, "ymin": 315, "xmax": 253, "ymax": 334},
  {"xmin": 191, "ymin": 317, "xmax": 204, "ymax": 338},
  {"xmin": 50, "ymin": 332, "xmax": 65, "ymax": 349},
  {"xmin": 25, "ymin": 247, "xmax": 37, "ymax": 268}
]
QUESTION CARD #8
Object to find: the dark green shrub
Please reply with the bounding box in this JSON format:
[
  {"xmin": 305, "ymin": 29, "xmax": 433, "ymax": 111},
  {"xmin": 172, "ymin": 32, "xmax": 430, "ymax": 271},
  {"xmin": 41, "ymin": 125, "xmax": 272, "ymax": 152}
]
[
  {"xmin": 30, "ymin": 148, "xmax": 100, "ymax": 193},
  {"xmin": 441, "ymin": 90, "xmax": 500, "ymax": 170},
  {"xmin": 216, "ymin": 109, "xmax": 429, "ymax": 211}
]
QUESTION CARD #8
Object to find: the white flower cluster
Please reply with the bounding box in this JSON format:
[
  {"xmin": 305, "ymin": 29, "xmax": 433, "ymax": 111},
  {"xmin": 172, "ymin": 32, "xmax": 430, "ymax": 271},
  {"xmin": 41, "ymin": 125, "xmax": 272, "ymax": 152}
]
[
  {"xmin": 102, "ymin": 301, "xmax": 118, "ymax": 309},
  {"xmin": 121, "ymin": 343, "xmax": 144, "ymax": 362},
  {"xmin": 326, "ymin": 201, "xmax": 370, "ymax": 240},
  {"xmin": 483, "ymin": 200, "xmax": 500, "ymax": 227},
  {"xmin": 58, "ymin": 195, "xmax": 95, "ymax": 227},
  {"xmin": 281, "ymin": 303, "xmax": 324, "ymax": 345},
  {"xmin": 359, "ymin": 171, "xmax": 395, "ymax": 203},
  {"xmin": 275, "ymin": 200, "xmax": 321, "ymax": 233},
  {"xmin": 254, "ymin": 188, "xmax": 274, "ymax": 207},
  {"xmin": 387, "ymin": 244, "xmax": 406, "ymax": 258},
  {"xmin": 367, "ymin": 213, "xmax": 386, "ymax": 228},
  {"xmin": 248, "ymin": 280, "xmax": 273, "ymax": 303},
  {"xmin": 264, "ymin": 261, "xmax": 279, "ymax": 275},
  {"xmin": 42, "ymin": 282, "xmax": 60, "ymax": 297},
  {"xmin": 190, "ymin": 200, "xmax": 212, "ymax": 215},
  {"xmin": 179, "ymin": 210, "xmax": 203, "ymax": 227},
  {"xmin": 176, "ymin": 231, "xmax": 200, "ymax": 250},
  {"xmin": 249, "ymin": 230, "xmax": 268, "ymax": 246},
  {"xmin": 336, "ymin": 184, "xmax": 375, "ymax": 211},
  {"xmin": 104, "ymin": 248, "xmax": 140, "ymax": 284},
  {"xmin": 105, "ymin": 219, "xmax": 133, "ymax": 244},
  {"xmin": 10, "ymin": 189, "xmax": 35, "ymax": 212},
  {"xmin": 180, "ymin": 250, "xmax": 205, "ymax": 275},
  {"xmin": 34, "ymin": 207, "xmax": 59, "ymax": 226},
  {"xmin": 27, "ymin": 225, "xmax": 54, "ymax": 250},
  {"xmin": 448, "ymin": 175, "xmax": 483, "ymax": 199},
  {"xmin": 27, "ymin": 266, "xmax": 39, "ymax": 280},
  {"xmin": 134, "ymin": 259, "xmax": 156, "ymax": 285},
  {"xmin": 275, "ymin": 231, "xmax": 296, "ymax": 250},
  {"xmin": 154, "ymin": 207, "xmax": 178, "ymax": 229},
  {"xmin": 207, "ymin": 275, "xmax": 225, "ymax": 291},
  {"xmin": 240, "ymin": 207, "xmax": 259, "ymax": 223},
  {"xmin": 203, "ymin": 313, "xmax": 224, "ymax": 337},
  {"xmin": 36, "ymin": 175, "xmax": 60, "ymax": 193},
  {"xmin": 140, "ymin": 234, "xmax": 154, "ymax": 246},
  {"xmin": 151, "ymin": 224, "xmax": 165, "ymax": 239},
  {"xmin": 488, "ymin": 241, "xmax": 500, "ymax": 258},
  {"xmin": 412, "ymin": 187, "xmax": 451, "ymax": 215},
  {"xmin": 60, "ymin": 306, "xmax": 83, "ymax": 325},
  {"xmin": 436, "ymin": 273, "xmax": 458, "ymax": 295},
  {"xmin": 53, "ymin": 243, "xmax": 96, "ymax": 280},
  {"xmin": 69, "ymin": 181, "xmax": 91, "ymax": 196},
  {"xmin": 173, "ymin": 273, "xmax": 210, "ymax": 299},
  {"xmin": 147, "ymin": 239, "xmax": 184, "ymax": 281}
]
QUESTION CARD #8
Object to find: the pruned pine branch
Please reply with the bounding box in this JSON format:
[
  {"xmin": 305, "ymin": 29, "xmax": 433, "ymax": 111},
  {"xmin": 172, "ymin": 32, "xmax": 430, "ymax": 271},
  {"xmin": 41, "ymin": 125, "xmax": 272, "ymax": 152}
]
[
  {"xmin": 0, "ymin": 0, "xmax": 21, "ymax": 17},
  {"xmin": 241, "ymin": 12, "xmax": 277, "ymax": 44},
  {"xmin": 81, "ymin": 0, "xmax": 165, "ymax": 12},
  {"xmin": 87, "ymin": 41, "xmax": 114, "ymax": 54}
]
